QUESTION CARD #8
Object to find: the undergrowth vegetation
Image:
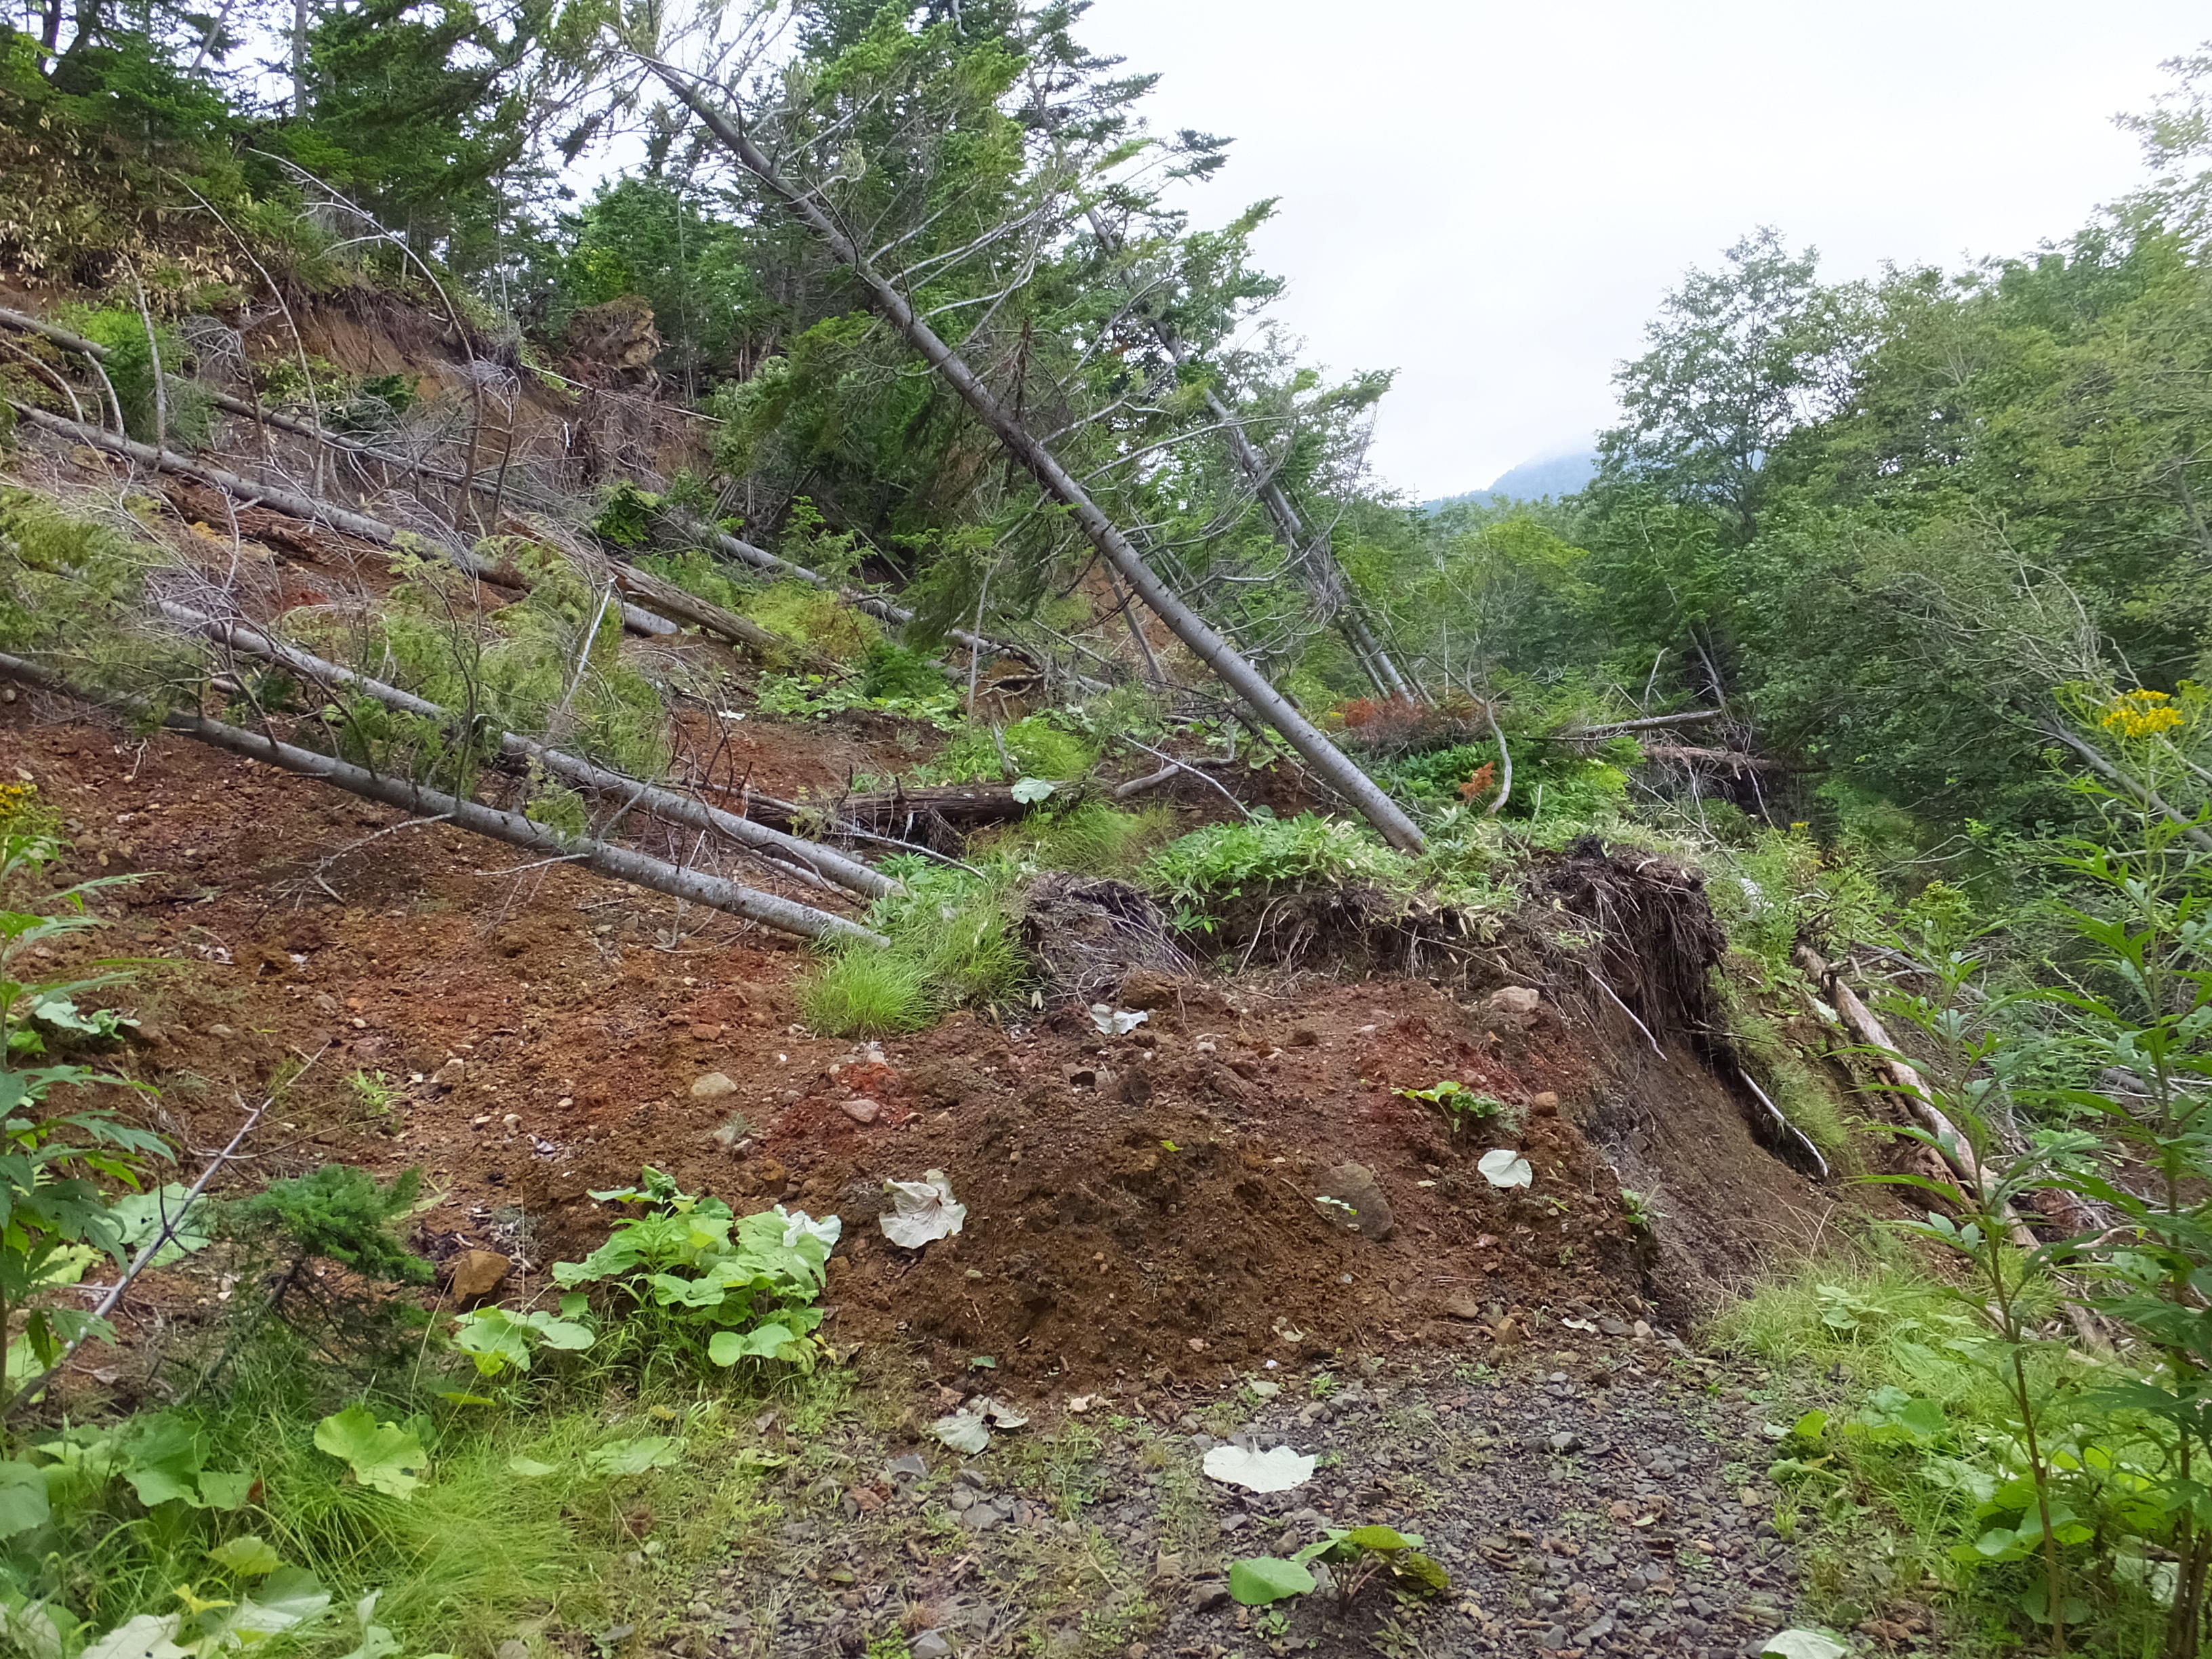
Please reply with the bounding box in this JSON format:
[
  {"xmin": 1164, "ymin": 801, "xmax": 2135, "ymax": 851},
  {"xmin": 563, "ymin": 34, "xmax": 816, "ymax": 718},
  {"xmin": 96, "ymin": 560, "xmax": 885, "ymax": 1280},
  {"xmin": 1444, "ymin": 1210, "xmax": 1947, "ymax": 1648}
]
[{"xmin": 0, "ymin": 808, "xmax": 860, "ymax": 1657}]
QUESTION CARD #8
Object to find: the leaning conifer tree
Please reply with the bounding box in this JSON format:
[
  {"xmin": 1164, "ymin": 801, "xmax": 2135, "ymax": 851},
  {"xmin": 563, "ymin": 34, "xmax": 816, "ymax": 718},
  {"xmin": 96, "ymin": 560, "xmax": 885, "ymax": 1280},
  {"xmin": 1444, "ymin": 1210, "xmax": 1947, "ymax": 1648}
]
[{"xmin": 628, "ymin": 7, "xmax": 1425, "ymax": 853}]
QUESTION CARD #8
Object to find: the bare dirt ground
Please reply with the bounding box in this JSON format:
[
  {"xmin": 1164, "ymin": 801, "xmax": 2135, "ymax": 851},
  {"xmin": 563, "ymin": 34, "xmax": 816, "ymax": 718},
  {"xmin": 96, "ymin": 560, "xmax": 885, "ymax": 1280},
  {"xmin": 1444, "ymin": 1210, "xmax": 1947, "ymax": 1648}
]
[{"xmin": 2, "ymin": 689, "xmax": 1877, "ymax": 1658}]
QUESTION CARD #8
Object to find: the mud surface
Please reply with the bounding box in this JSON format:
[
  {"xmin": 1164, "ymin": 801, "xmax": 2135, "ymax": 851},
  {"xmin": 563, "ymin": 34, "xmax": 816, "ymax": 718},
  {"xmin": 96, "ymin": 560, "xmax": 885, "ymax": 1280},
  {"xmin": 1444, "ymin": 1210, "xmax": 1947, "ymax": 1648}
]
[{"xmin": 3, "ymin": 697, "xmax": 1854, "ymax": 1404}]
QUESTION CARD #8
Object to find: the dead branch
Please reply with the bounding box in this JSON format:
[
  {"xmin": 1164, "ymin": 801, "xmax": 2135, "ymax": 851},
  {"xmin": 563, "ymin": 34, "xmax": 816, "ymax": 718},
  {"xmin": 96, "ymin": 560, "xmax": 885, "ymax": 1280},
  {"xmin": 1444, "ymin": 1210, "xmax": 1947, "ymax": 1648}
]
[
  {"xmin": 163, "ymin": 602, "xmax": 895, "ymax": 899},
  {"xmin": 0, "ymin": 650, "xmax": 887, "ymax": 947}
]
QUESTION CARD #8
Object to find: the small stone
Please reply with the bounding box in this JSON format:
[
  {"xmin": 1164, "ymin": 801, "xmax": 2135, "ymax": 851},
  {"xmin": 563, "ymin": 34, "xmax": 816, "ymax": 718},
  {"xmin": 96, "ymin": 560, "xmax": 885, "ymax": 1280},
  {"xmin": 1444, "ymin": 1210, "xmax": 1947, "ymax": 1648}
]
[
  {"xmin": 1316, "ymin": 1162, "xmax": 1395, "ymax": 1240},
  {"xmin": 431, "ymin": 1057, "xmax": 465, "ymax": 1086},
  {"xmin": 885, "ymin": 1454, "xmax": 928, "ymax": 1481},
  {"xmin": 1441, "ymin": 1294, "xmax": 1486, "ymax": 1321},
  {"xmin": 447, "ymin": 1250, "xmax": 510, "ymax": 1301},
  {"xmin": 1540, "ymin": 1624, "xmax": 1570, "ymax": 1651},
  {"xmin": 1532, "ymin": 1090, "xmax": 1560, "ymax": 1115},
  {"xmin": 1550, "ymin": 1431, "xmax": 1585, "ymax": 1454},
  {"xmin": 209, "ymin": 1023, "xmax": 237, "ymax": 1039},
  {"xmin": 691, "ymin": 1072, "xmax": 738, "ymax": 1101},
  {"xmin": 1483, "ymin": 986, "xmax": 1542, "ymax": 1031},
  {"xmin": 1185, "ymin": 1581, "xmax": 1231, "ymax": 1612},
  {"xmin": 497, "ymin": 1643, "xmax": 529, "ymax": 1659},
  {"xmin": 840, "ymin": 1097, "xmax": 882, "ymax": 1124},
  {"xmin": 910, "ymin": 1633, "xmax": 952, "ymax": 1659}
]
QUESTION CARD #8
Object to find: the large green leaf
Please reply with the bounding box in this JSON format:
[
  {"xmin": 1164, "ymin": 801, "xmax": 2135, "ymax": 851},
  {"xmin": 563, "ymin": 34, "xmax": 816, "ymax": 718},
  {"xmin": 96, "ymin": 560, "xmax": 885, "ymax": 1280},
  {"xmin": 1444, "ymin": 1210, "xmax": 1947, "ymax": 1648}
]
[
  {"xmin": 207, "ymin": 1536, "xmax": 281, "ymax": 1576},
  {"xmin": 1228, "ymin": 1555, "xmax": 1315, "ymax": 1605},
  {"xmin": 0, "ymin": 1461, "xmax": 49, "ymax": 1538},
  {"xmin": 584, "ymin": 1436, "xmax": 680, "ymax": 1476},
  {"xmin": 313, "ymin": 1406, "xmax": 428, "ymax": 1498},
  {"xmin": 708, "ymin": 1323, "xmax": 796, "ymax": 1366}
]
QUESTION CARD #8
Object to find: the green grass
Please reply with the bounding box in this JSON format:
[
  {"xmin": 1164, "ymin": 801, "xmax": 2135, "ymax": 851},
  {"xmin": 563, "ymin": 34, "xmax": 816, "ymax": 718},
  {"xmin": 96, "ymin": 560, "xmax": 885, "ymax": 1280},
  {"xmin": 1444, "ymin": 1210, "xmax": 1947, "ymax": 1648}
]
[
  {"xmin": 22, "ymin": 1313, "xmax": 851, "ymax": 1656},
  {"xmin": 983, "ymin": 802, "xmax": 1171, "ymax": 876},
  {"xmin": 743, "ymin": 580, "xmax": 881, "ymax": 663},
  {"xmin": 928, "ymin": 716, "xmax": 1097, "ymax": 785},
  {"xmin": 800, "ymin": 946, "xmax": 934, "ymax": 1036},
  {"xmin": 800, "ymin": 859, "xmax": 1029, "ymax": 1037}
]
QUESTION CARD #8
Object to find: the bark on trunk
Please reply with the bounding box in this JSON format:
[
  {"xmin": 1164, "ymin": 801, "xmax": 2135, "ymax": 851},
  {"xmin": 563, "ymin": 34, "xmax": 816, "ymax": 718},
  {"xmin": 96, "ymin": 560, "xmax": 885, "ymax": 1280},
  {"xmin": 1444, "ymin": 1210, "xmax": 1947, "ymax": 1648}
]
[
  {"xmin": 1797, "ymin": 944, "xmax": 2107, "ymax": 1349},
  {"xmin": 0, "ymin": 651, "xmax": 886, "ymax": 947},
  {"xmin": 163, "ymin": 602, "xmax": 895, "ymax": 899},
  {"xmin": 643, "ymin": 59, "xmax": 1426, "ymax": 855}
]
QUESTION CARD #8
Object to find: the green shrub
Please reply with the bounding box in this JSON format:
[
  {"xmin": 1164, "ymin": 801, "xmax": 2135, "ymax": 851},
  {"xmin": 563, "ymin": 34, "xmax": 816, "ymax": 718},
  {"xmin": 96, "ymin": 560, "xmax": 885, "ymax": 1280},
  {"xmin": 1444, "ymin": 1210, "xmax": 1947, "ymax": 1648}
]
[
  {"xmin": 58, "ymin": 302, "xmax": 210, "ymax": 446},
  {"xmin": 552, "ymin": 1167, "xmax": 836, "ymax": 1370},
  {"xmin": 861, "ymin": 639, "xmax": 952, "ymax": 701},
  {"xmin": 231, "ymin": 1164, "xmax": 432, "ymax": 1285},
  {"xmin": 743, "ymin": 579, "xmax": 880, "ymax": 662},
  {"xmin": 1380, "ymin": 735, "xmax": 1636, "ymax": 823}
]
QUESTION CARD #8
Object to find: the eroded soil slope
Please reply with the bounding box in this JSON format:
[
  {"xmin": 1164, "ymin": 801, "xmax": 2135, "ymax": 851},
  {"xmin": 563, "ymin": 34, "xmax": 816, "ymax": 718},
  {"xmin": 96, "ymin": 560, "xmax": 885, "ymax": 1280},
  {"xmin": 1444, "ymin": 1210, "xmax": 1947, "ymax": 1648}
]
[{"xmin": 4, "ymin": 693, "xmax": 1837, "ymax": 1399}]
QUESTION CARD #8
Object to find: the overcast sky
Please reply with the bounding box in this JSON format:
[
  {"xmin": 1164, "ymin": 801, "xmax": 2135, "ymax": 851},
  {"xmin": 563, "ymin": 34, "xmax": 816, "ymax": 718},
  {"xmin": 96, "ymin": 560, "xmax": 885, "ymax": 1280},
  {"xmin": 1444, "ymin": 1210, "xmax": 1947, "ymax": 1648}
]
[{"xmin": 1073, "ymin": 0, "xmax": 2211, "ymax": 499}]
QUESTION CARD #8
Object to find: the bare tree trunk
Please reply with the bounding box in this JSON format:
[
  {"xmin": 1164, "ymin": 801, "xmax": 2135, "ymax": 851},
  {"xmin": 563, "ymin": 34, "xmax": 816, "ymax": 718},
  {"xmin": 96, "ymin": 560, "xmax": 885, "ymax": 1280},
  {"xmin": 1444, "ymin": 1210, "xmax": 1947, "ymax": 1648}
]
[
  {"xmin": 1083, "ymin": 213, "xmax": 1410, "ymax": 697},
  {"xmin": 163, "ymin": 602, "xmax": 897, "ymax": 899},
  {"xmin": 645, "ymin": 59, "xmax": 1425, "ymax": 854},
  {"xmin": 0, "ymin": 651, "xmax": 886, "ymax": 947}
]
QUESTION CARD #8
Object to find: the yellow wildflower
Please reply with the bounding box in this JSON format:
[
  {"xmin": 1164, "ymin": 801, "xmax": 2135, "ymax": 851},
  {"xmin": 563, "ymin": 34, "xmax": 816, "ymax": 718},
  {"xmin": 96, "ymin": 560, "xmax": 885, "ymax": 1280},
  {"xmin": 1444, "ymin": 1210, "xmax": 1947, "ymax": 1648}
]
[{"xmin": 2100, "ymin": 689, "xmax": 2185, "ymax": 739}]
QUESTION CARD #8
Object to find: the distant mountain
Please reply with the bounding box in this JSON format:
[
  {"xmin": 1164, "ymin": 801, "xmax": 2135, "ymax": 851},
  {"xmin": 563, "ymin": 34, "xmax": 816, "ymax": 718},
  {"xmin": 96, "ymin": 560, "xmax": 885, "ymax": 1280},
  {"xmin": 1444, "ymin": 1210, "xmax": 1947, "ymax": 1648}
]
[{"xmin": 1425, "ymin": 447, "xmax": 1599, "ymax": 512}]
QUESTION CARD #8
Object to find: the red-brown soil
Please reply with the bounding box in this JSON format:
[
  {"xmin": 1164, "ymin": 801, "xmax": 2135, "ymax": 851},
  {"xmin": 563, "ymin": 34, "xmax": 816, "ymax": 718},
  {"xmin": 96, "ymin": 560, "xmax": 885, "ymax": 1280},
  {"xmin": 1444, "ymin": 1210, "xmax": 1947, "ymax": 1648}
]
[{"xmin": 3, "ymin": 689, "xmax": 1845, "ymax": 1401}]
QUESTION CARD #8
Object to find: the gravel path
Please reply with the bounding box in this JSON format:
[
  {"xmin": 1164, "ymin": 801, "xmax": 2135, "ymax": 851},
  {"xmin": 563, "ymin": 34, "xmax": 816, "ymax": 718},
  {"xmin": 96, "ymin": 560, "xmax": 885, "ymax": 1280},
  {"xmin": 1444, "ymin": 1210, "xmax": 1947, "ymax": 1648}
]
[{"xmin": 687, "ymin": 1329, "xmax": 1812, "ymax": 1659}]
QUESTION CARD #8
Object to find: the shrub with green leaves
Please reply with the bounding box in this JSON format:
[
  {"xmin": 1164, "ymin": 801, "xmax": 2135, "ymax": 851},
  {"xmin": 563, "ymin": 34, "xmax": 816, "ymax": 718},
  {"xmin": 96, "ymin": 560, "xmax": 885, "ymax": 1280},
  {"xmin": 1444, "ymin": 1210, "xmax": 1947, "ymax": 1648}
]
[
  {"xmin": 925, "ymin": 715, "xmax": 1097, "ymax": 785},
  {"xmin": 552, "ymin": 1167, "xmax": 837, "ymax": 1369},
  {"xmin": 230, "ymin": 1164, "xmax": 432, "ymax": 1290},
  {"xmin": 1394, "ymin": 1079, "xmax": 1513, "ymax": 1134}
]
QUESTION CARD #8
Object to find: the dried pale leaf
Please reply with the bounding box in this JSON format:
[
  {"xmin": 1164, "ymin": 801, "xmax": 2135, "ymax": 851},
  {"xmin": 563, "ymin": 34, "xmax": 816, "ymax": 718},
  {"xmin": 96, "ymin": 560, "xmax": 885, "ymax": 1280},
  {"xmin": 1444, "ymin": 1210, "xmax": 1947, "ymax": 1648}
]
[
  {"xmin": 1087, "ymin": 1004, "xmax": 1149, "ymax": 1036},
  {"xmin": 880, "ymin": 1170, "xmax": 966, "ymax": 1248},
  {"xmin": 930, "ymin": 1411, "xmax": 991, "ymax": 1454},
  {"xmin": 1762, "ymin": 1631, "xmax": 1850, "ymax": 1659},
  {"xmin": 1477, "ymin": 1149, "xmax": 1533, "ymax": 1189},
  {"xmin": 1202, "ymin": 1444, "xmax": 1315, "ymax": 1493}
]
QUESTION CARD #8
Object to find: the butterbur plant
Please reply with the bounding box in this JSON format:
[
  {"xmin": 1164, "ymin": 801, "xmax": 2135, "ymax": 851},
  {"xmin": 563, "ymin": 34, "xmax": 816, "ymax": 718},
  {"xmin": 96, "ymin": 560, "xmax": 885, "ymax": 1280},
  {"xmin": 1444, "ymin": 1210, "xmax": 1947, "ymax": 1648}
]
[
  {"xmin": 552, "ymin": 1167, "xmax": 840, "ymax": 1369},
  {"xmin": 1395, "ymin": 1078, "xmax": 1512, "ymax": 1134}
]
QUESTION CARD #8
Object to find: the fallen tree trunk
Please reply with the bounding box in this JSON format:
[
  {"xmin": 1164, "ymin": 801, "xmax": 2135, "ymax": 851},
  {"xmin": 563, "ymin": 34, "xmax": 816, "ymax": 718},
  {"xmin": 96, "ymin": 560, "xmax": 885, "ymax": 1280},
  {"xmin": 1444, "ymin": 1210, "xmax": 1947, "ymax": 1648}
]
[
  {"xmin": 1639, "ymin": 744, "xmax": 1782, "ymax": 772},
  {"xmin": 645, "ymin": 58, "xmax": 1427, "ymax": 855},
  {"xmin": 163, "ymin": 602, "xmax": 896, "ymax": 900},
  {"xmin": 660, "ymin": 507, "xmax": 1044, "ymax": 672},
  {"xmin": 7, "ymin": 402, "xmax": 670, "ymax": 638},
  {"xmin": 1797, "ymin": 943, "xmax": 2108, "ymax": 1348},
  {"xmin": 0, "ymin": 650, "xmax": 886, "ymax": 947},
  {"xmin": 7, "ymin": 401, "xmax": 819, "ymax": 667},
  {"xmin": 2, "ymin": 307, "xmax": 1001, "ymax": 678},
  {"xmin": 1544, "ymin": 710, "xmax": 1723, "ymax": 739}
]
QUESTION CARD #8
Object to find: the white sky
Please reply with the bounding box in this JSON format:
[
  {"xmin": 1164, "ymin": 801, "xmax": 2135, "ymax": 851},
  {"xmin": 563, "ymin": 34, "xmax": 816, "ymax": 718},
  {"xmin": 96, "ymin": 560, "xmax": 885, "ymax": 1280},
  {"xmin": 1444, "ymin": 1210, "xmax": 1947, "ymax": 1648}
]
[{"xmin": 1076, "ymin": 0, "xmax": 2211, "ymax": 499}]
